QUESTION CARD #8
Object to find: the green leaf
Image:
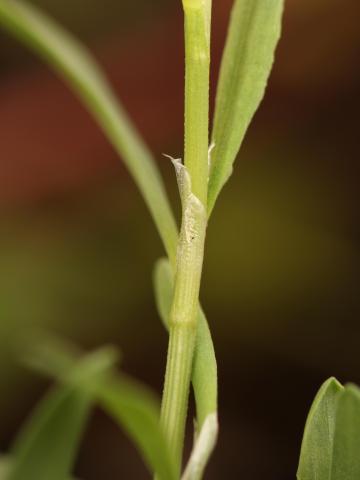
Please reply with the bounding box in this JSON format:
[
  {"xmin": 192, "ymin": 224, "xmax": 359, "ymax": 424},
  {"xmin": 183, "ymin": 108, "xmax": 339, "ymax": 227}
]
[
  {"xmin": 98, "ymin": 375, "xmax": 176, "ymax": 480},
  {"xmin": 298, "ymin": 379, "xmax": 360, "ymax": 480},
  {"xmin": 24, "ymin": 338, "xmax": 177, "ymax": 480},
  {"xmin": 8, "ymin": 347, "xmax": 116, "ymax": 480},
  {"xmin": 0, "ymin": 0, "xmax": 178, "ymax": 262},
  {"xmin": 208, "ymin": 0, "xmax": 284, "ymax": 214},
  {"xmin": 9, "ymin": 388, "xmax": 89, "ymax": 480},
  {"xmin": 297, "ymin": 377, "xmax": 343, "ymax": 480},
  {"xmin": 331, "ymin": 384, "xmax": 360, "ymax": 480},
  {"xmin": 153, "ymin": 258, "xmax": 217, "ymax": 428}
]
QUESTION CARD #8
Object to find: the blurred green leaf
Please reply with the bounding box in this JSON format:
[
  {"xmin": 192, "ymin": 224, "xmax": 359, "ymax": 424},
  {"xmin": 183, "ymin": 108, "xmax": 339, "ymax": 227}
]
[
  {"xmin": 9, "ymin": 388, "xmax": 88, "ymax": 480},
  {"xmin": 0, "ymin": 0, "xmax": 178, "ymax": 261},
  {"xmin": 25, "ymin": 338, "xmax": 177, "ymax": 480},
  {"xmin": 208, "ymin": 0, "xmax": 284, "ymax": 213},
  {"xmin": 331, "ymin": 384, "xmax": 360, "ymax": 480},
  {"xmin": 8, "ymin": 346, "xmax": 116, "ymax": 480},
  {"xmin": 98, "ymin": 375, "xmax": 176, "ymax": 480},
  {"xmin": 297, "ymin": 377, "xmax": 343, "ymax": 480}
]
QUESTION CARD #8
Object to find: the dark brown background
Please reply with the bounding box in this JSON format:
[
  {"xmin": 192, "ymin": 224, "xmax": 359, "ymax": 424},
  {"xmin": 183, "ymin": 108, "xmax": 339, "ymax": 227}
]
[{"xmin": 0, "ymin": 0, "xmax": 359, "ymax": 478}]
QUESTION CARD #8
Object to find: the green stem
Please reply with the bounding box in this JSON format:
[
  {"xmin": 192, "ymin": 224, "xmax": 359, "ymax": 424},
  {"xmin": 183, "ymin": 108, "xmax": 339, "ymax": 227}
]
[
  {"xmin": 183, "ymin": 1, "xmax": 211, "ymax": 205},
  {"xmin": 160, "ymin": 326, "xmax": 195, "ymax": 467},
  {"xmin": 160, "ymin": 199, "xmax": 207, "ymax": 475},
  {"xmin": 159, "ymin": 0, "xmax": 211, "ymax": 476}
]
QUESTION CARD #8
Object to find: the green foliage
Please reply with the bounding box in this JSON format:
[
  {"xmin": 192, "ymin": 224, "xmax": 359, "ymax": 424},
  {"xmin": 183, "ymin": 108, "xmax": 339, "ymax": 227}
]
[
  {"xmin": 331, "ymin": 384, "xmax": 360, "ymax": 480},
  {"xmin": 98, "ymin": 375, "xmax": 177, "ymax": 480},
  {"xmin": 208, "ymin": 0, "xmax": 284, "ymax": 213},
  {"xmin": 25, "ymin": 339, "xmax": 176, "ymax": 480},
  {"xmin": 297, "ymin": 377, "xmax": 343, "ymax": 480},
  {"xmin": 8, "ymin": 347, "xmax": 116, "ymax": 480},
  {"xmin": 9, "ymin": 388, "xmax": 89, "ymax": 480},
  {"xmin": 0, "ymin": 0, "xmax": 301, "ymax": 479},
  {"xmin": 297, "ymin": 378, "xmax": 360, "ymax": 480},
  {"xmin": 0, "ymin": 0, "xmax": 178, "ymax": 262}
]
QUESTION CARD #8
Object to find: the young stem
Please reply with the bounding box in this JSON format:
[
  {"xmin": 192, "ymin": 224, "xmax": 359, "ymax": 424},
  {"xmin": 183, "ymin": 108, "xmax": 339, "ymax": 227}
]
[
  {"xmin": 183, "ymin": 2, "xmax": 210, "ymax": 205},
  {"xmin": 159, "ymin": 1, "xmax": 211, "ymax": 476},
  {"xmin": 160, "ymin": 198, "xmax": 207, "ymax": 475}
]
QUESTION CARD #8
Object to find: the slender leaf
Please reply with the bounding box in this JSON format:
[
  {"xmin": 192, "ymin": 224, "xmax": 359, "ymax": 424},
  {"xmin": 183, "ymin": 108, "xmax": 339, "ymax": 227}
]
[
  {"xmin": 331, "ymin": 384, "xmax": 360, "ymax": 480},
  {"xmin": 153, "ymin": 258, "xmax": 217, "ymax": 428},
  {"xmin": 297, "ymin": 377, "xmax": 343, "ymax": 480},
  {"xmin": 297, "ymin": 379, "xmax": 360, "ymax": 480},
  {"xmin": 25, "ymin": 338, "xmax": 177, "ymax": 480},
  {"xmin": 9, "ymin": 388, "xmax": 89, "ymax": 480},
  {"xmin": 0, "ymin": 0, "xmax": 178, "ymax": 261},
  {"xmin": 208, "ymin": 0, "xmax": 284, "ymax": 213},
  {"xmin": 8, "ymin": 347, "xmax": 116, "ymax": 480},
  {"xmin": 98, "ymin": 375, "xmax": 176, "ymax": 480},
  {"xmin": 1, "ymin": 458, "xmax": 75, "ymax": 480}
]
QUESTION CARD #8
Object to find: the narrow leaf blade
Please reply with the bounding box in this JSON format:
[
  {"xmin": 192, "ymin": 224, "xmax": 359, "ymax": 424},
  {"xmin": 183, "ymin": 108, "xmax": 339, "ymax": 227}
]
[
  {"xmin": 8, "ymin": 346, "xmax": 116, "ymax": 480},
  {"xmin": 297, "ymin": 377, "xmax": 343, "ymax": 480},
  {"xmin": 98, "ymin": 375, "xmax": 177, "ymax": 480},
  {"xmin": 331, "ymin": 384, "xmax": 360, "ymax": 480},
  {"xmin": 9, "ymin": 387, "xmax": 90, "ymax": 480},
  {"xmin": 208, "ymin": 0, "xmax": 284, "ymax": 213},
  {"xmin": 0, "ymin": 0, "xmax": 178, "ymax": 261},
  {"xmin": 25, "ymin": 338, "xmax": 177, "ymax": 480}
]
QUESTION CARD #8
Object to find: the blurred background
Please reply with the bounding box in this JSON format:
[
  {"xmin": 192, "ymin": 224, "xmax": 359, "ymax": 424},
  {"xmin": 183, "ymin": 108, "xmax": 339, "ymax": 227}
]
[{"xmin": 0, "ymin": 0, "xmax": 359, "ymax": 478}]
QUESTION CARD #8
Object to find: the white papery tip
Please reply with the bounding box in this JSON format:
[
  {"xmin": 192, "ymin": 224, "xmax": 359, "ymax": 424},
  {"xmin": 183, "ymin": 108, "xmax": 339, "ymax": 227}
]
[{"xmin": 181, "ymin": 413, "xmax": 218, "ymax": 480}]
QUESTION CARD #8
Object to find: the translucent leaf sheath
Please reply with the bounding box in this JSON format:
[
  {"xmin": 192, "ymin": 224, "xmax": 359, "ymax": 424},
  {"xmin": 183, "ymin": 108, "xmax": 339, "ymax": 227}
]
[
  {"xmin": 208, "ymin": 0, "xmax": 284, "ymax": 213},
  {"xmin": 0, "ymin": 0, "xmax": 178, "ymax": 261}
]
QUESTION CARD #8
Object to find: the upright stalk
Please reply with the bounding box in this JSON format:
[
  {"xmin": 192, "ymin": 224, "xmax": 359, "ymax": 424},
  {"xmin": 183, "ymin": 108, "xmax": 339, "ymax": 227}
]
[
  {"xmin": 159, "ymin": 0, "xmax": 211, "ymax": 476},
  {"xmin": 183, "ymin": 0, "xmax": 211, "ymax": 205}
]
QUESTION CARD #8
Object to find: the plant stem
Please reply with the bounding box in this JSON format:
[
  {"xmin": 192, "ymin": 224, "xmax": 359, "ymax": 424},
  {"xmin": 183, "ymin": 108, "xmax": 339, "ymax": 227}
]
[
  {"xmin": 160, "ymin": 198, "xmax": 207, "ymax": 475},
  {"xmin": 183, "ymin": 1, "xmax": 211, "ymax": 205},
  {"xmin": 159, "ymin": 0, "xmax": 211, "ymax": 476}
]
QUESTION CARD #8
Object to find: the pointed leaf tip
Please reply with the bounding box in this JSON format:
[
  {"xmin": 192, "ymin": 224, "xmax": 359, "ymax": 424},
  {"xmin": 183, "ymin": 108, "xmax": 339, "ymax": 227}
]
[
  {"xmin": 297, "ymin": 377, "xmax": 343, "ymax": 480},
  {"xmin": 208, "ymin": 0, "xmax": 285, "ymax": 214}
]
